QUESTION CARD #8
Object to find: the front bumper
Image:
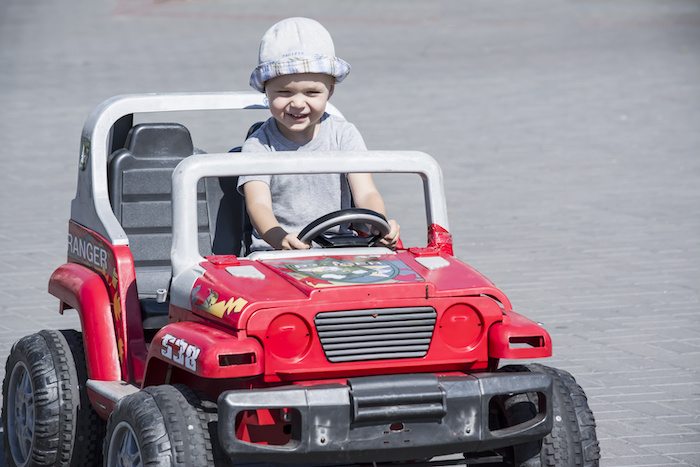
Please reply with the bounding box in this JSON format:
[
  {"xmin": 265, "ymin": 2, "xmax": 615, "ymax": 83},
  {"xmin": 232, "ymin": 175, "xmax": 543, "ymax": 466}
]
[{"xmin": 218, "ymin": 372, "xmax": 552, "ymax": 464}]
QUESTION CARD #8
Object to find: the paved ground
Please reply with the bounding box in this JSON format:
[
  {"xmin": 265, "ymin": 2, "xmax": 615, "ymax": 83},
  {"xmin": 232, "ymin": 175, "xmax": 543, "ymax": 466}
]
[{"xmin": 1, "ymin": 0, "xmax": 699, "ymax": 465}]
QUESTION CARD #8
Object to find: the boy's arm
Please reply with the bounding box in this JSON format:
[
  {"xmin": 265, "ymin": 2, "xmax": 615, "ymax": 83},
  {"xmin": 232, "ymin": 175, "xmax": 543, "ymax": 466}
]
[
  {"xmin": 347, "ymin": 173, "xmax": 401, "ymax": 248},
  {"xmin": 243, "ymin": 180, "xmax": 311, "ymax": 250}
]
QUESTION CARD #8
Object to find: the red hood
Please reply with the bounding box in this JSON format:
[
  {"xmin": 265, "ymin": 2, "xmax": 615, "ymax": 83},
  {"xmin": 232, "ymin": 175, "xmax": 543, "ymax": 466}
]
[{"xmin": 188, "ymin": 251, "xmax": 510, "ymax": 329}]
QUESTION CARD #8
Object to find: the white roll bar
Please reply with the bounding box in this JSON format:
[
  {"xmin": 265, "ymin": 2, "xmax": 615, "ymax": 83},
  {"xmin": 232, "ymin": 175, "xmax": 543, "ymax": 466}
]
[
  {"xmin": 170, "ymin": 151, "xmax": 449, "ymax": 277},
  {"xmin": 71, "ymin": 92, "xmax": 343, "ymax": 245},
  {"xmin": 72, "ymin": 92, "xmax": 271, "ymax": 244}
]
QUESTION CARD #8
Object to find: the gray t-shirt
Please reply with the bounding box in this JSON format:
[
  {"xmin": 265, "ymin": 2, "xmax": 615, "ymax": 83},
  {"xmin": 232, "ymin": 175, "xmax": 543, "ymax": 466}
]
[{"xmin": 237, "ymin": 113, "xmax": 367, "ymax": 251}]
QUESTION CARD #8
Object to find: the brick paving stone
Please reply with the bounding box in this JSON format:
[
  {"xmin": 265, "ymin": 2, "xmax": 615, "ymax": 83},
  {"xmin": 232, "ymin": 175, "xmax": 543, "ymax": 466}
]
[{"xmin": 1, "ymin": 0, "xmax": 699, "ymax": 465}]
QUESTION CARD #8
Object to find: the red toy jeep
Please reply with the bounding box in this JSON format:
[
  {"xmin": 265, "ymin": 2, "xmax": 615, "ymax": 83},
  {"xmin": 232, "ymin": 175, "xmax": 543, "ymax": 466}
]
[{"xmin": 2, "ymin": 93, "xmax": 599, "ymax": 466}]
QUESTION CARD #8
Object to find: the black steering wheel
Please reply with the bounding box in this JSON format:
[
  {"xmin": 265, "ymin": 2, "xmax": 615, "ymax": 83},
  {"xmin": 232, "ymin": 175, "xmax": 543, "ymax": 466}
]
[{"xmin": 297, "ymin": 208, "xmax": 391, "ymax": 248}]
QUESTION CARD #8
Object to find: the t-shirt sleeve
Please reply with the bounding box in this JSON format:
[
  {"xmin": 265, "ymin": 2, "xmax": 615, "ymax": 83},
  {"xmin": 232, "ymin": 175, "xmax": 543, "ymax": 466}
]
[
  {"xmin": 338, "ymin": 121, "xmax": 368, "ymax": 151},
  {"xmin": 237, "ymin": 174, "xmax": 271, "ymax": 196}
]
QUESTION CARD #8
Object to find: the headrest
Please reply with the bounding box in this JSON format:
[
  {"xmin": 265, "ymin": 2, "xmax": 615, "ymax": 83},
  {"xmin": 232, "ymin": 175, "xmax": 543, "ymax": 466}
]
[{"xmin": 124, "ymin": 123, "xmax": 194, "ymax": 159}]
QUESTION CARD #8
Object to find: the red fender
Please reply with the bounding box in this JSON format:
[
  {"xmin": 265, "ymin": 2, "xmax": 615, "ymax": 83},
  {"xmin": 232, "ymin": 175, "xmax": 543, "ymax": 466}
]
[
  {"xmin": 146, "ymin": 322, "xmax": 264, "ymax": 380},
  {"xmin": 488, "ymin": 310, "xmax": 553, "ymax": 359},
  {"xmin": 49, "ymin": 263, "xmax": 121, "ymax": 381}
]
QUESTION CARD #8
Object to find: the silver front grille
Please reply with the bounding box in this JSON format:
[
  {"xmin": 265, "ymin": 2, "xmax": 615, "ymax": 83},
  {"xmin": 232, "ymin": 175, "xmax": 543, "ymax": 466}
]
[{"xmin": 315, "ymin": 307, "xmax": 437, "ymax": 363}]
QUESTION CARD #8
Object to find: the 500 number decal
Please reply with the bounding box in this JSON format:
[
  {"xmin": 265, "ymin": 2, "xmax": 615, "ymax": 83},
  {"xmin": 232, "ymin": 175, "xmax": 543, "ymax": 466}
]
[{"xmin": 161, "ymin": 333, "xmax": 201, "ymax": 372}]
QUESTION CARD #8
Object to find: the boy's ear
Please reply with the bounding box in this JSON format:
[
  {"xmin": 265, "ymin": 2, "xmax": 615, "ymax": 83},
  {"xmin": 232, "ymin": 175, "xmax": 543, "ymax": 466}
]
[{"xmin": 328, "ymin": 82, "xmax": 335, "ymax": 99}]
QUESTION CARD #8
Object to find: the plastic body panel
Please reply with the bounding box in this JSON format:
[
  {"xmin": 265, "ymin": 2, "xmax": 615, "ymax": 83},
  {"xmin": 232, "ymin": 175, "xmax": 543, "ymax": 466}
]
[
  {"xmin": 144, "ymin": 322, "xmax": 264, "ymax": 380},
  {"xmin": 48, "ymin": 263, "xmax": 121, "ymax": 381},
  {"xmin": 53, "ymin": 221, "xmax": 148, "ymax": 383},
  {"xmin": 489, "ymin": 310, "xmax": 553, "ymax": 359}
]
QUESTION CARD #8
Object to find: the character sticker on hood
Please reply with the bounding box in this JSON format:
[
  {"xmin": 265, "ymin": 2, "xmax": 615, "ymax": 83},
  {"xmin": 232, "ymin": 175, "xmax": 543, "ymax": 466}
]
[
  {"xmin": 273, "ymin": 257, "xmax": 423, "ymax": 288},
  {"xmin": 191, "ymin": 284, "xmax": 248, "ymax": 319}
]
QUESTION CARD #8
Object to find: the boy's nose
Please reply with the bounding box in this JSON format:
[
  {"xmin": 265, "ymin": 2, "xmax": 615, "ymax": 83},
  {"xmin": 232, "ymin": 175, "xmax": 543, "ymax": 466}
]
[{"xmin": 290, "ymin": 94, "xmax": 306, "ymax": 108}]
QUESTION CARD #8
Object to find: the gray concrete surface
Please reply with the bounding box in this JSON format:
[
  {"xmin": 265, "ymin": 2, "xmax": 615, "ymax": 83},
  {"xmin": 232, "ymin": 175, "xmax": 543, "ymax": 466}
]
[{"xmin": 1, "ymin": 0, "xmax": 699, "ymax": 465}]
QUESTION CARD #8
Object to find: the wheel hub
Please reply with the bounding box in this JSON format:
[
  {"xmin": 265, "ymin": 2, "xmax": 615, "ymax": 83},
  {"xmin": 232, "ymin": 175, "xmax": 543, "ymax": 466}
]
[
  {"xmin": 7, "ymin": 361, "xmax": 35, "ymax": 466},
  {"xmin": 109, "ymin": 421, "xmax": 143, "ymax": 467}
]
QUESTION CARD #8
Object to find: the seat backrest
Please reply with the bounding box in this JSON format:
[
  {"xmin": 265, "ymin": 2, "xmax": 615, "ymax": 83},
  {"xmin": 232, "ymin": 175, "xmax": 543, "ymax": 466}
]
[
  {"xmin": 207, "ymin": 121, "xmax": 264, "ymax": 257},
  {"xmin": 108, "ymin": 123, "xmax": 212, "ymax": 299},
  {"xmin": 207, "ymin": 172, "xmax": 249, "ymax": 256}
]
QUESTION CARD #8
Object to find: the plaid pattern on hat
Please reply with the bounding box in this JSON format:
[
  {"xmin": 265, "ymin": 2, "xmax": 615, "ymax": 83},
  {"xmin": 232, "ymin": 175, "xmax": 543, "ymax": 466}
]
[{"xmin": 250, "ymin": 54, "xmax": 351, "ymax": 92}]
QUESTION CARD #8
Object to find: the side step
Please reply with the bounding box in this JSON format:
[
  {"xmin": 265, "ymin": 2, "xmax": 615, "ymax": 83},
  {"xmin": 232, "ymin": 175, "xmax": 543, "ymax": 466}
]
[{"xmin": 86, "ymin": 379, "xmax": 140, "ymax": 419}]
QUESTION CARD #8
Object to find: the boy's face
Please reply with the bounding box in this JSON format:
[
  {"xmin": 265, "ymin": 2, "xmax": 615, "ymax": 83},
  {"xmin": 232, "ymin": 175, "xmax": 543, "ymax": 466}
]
[{"xmin": 265, "ymin": 73, "xmax": 335, "ymax": 145}]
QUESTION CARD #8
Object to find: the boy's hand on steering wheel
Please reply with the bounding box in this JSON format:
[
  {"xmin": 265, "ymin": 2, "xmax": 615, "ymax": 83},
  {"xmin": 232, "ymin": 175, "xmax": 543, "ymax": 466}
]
[
  {"xmin": 263, "ymin": 226, "xmax": 311, "ymax": 250},
  {"xmin": 377, "ymin": 219, "xmax": 400, "ymax": 249},
  {"xmin": 281, "ymin": 232, "xmax": 311, "ymax": 250}
]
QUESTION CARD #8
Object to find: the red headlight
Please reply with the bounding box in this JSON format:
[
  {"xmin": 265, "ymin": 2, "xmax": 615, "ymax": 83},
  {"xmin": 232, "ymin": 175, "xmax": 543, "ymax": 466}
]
[
  {"xmin": 266, "ymin": 313, "xmax": 312, "ymax": 359},
  {"xmin": 439, "ymin": 304, "xmax": 483, "ymax": 349}
]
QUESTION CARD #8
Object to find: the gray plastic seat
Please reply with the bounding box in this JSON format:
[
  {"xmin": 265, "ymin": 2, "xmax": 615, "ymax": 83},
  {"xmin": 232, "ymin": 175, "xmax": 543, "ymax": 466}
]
[
  {"xmin": 108, "ymin": 123, "xmax": 212, "ymax": 301},
  {"xmin": 108, "ymin": 122, "xmax": 253, "ymax": 337}
]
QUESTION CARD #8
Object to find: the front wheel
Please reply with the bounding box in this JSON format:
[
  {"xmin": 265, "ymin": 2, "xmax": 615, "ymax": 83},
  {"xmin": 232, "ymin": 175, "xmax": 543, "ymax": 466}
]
[
  {"xmin": 497, "ymin": 364, "xmax": 600, "ymax": 467},
  {"xmin": 104, "ymin": 385, "xmax": 213, "ymax": 467}
]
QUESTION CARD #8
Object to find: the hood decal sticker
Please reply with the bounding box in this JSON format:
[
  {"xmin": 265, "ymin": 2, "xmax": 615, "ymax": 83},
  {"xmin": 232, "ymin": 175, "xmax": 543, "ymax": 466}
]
[
  {"xmin": 271, "ymin": 256, "xmax": 423, "ymax": 288},
  {"xmin": 191, "ymin": 284, "xmax": 249, "ymax": 318}
]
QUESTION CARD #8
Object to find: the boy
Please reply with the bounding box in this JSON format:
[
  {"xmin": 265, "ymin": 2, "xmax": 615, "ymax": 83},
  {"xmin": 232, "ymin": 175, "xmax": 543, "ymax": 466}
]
[{"xmin": 238, "ymin": 17, "xmax": 400, "ymax": 251}]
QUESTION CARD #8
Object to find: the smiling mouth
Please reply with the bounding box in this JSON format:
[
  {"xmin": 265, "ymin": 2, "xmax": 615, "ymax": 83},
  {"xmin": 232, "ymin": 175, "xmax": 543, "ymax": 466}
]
[{"xmin": 288, "ymin": 113, "xmax": 308, "ymax": 120}]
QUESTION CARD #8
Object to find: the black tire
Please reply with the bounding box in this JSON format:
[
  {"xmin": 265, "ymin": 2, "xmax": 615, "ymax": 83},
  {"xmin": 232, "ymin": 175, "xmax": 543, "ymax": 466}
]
[
  {"xmin": 178, "ymin": 388, "xmax": 293, "ymax": 467},
  {"xmin": 174, "ymin": 386, "xmax": 234, "ymax": 467},
  {"xmin": 496, "ymin": 364, "xmax": 600, "ymax": 467},
  {"xmin": 54, "ymin": 329, "xmax": 106, "ymax": 465},
  {"xmin": 103, "ymin": 385, "xmax": 214, "ymax": 467},
  {"xmin": 2, "ymin": 329, "xmax": 104, "ymax": 467}
]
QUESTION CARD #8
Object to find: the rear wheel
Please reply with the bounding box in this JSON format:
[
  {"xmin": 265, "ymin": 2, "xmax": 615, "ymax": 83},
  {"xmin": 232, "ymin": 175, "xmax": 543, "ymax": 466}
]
[
  {"xmin": 496, "ymin": 364, "xmax": 600, "ymax": 467},
  {"xmin": 2, "ymin": 329, "xmax": 104, "ymax": 467}
]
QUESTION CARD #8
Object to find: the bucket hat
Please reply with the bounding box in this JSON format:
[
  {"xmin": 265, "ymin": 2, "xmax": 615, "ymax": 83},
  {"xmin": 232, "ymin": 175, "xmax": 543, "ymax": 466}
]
[{"xmin": 250, "ymin": 17, "xmax": 351, "ymax": 93}]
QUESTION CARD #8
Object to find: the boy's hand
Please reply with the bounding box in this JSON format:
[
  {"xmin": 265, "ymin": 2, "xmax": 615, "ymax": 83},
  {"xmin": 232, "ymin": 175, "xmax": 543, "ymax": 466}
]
[
  {"xmin": 378, "ymin": 219, "xmax": 400, "ymax": 249},
  {"xmin": 264, "ymin": 226, "xmax": 311, "ymax": 250},
  {"xmin": 282, "ymin": 232, "xmax": 311, "ymax": 250}
]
